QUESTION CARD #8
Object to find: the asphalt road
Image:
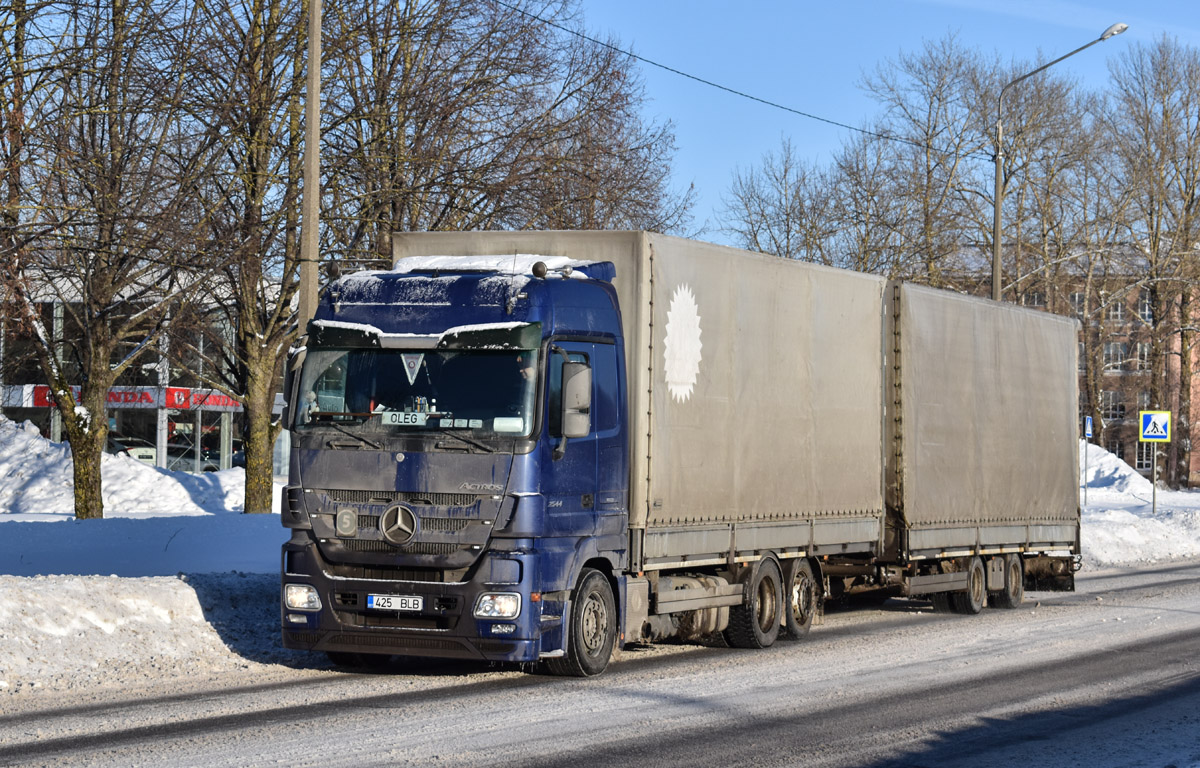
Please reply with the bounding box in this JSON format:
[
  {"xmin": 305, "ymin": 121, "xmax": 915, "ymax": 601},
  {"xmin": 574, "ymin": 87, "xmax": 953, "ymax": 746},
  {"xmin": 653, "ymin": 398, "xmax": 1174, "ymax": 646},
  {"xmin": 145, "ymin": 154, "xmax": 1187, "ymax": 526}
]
[{"xmin": 2, "ymin": 562, "xmax": 1198, "ymax": 768}]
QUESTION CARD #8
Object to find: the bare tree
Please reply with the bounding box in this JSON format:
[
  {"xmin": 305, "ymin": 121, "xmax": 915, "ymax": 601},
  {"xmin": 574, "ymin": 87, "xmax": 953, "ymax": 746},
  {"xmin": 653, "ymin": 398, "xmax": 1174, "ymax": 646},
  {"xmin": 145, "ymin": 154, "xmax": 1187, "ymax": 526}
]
[
  {"xmin": 176, "ymin": 0, "xmax": 307, "ymax": 514},
  {"xmin": 1108, "ymin": 36, "xmax": 1200, "ymax": 487},
  {"xmin": 719, "ymin": 136, "xmax": 832, "ymax": 263},
  {"xmin": 1, "ymin": 0, "xmax": 216, "ymax": 518},
  {"xmin": 859, "ymin": 34, "xmax": 988, "ymax": 287},
  {"xmin": 321, "ymin": 0, "xmax": 691, "ymax": 272}
]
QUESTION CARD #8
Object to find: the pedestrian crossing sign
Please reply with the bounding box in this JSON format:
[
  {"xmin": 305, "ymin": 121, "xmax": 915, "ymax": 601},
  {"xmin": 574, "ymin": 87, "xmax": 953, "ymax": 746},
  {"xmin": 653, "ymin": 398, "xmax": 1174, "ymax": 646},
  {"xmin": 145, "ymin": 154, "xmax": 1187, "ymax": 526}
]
[{"xmin": 1139, "ymin": 411, "xmax": 1171, "ymax": 442}]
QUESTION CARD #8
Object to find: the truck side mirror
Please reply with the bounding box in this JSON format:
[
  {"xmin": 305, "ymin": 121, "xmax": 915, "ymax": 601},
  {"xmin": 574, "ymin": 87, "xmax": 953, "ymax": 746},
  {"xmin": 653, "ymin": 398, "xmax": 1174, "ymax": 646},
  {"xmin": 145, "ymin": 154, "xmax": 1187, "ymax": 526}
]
[
  {"xmin": 553, "ymin": 361, "xmax": 591, "ymax": 460},
  {"xmin": 561, "ymin": 362, "xmax": 591, "ymax": 438}
]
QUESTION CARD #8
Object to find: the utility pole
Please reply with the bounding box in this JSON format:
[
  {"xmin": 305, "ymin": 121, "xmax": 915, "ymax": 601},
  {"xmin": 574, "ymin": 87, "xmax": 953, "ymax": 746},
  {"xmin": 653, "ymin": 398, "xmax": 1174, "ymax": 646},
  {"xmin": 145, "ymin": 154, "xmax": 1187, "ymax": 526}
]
[{"xmin": 298, "ymin": 0, "xmax": 321, "ymax": 328}]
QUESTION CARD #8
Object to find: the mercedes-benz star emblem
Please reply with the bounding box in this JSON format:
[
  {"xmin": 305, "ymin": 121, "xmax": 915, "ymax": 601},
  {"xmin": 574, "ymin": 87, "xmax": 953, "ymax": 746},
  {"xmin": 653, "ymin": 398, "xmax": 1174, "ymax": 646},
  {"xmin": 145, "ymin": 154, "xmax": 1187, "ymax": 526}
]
[{"xmin": 379, "ymin": 504, "xmax": 418, "ymax": 546}]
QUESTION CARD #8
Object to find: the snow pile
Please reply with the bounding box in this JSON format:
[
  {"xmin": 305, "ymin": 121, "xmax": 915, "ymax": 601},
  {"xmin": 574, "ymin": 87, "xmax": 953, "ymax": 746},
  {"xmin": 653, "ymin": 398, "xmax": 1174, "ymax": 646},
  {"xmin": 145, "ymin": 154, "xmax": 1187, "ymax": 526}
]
[
  {"xmin": 0, "ymin": 417, "xmax": 250, "ymax": 522},
  {"xmin": 1079, "ymin": 439, "xmax": 1153, "ymax": 494},
  {"xmin": 1079, "ymin": 439, "xmax": 1200, "ymax": 566}
]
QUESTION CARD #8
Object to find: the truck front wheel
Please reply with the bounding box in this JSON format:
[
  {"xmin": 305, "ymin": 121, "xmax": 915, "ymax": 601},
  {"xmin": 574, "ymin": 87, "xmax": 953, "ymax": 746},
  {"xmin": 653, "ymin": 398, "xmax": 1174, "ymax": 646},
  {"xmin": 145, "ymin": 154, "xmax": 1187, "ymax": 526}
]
[
  {"xmin": 724, "ymin": 557, "xmax": 783, "ymax": 649},
  {"xmin": 548, "ymin": 568, "xmax": 617, "ymax": 677}
]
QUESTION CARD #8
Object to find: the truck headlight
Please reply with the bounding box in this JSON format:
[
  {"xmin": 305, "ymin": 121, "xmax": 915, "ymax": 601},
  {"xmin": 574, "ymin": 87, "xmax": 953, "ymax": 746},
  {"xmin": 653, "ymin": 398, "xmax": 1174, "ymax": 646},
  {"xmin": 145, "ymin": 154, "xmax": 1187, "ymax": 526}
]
[
  {"xmin": 284, "ymin": 583, "xmax": 322, "ymax": 611},
  {"xmin": 474, "ymin": 592, "xmax": 521, "ymax": 619}
]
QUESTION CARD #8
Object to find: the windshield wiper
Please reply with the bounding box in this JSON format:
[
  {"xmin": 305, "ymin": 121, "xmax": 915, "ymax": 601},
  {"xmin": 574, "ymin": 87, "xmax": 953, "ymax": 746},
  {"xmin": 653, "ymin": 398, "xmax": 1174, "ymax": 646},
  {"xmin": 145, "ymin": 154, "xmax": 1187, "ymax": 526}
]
[
  {"xmin": 320, "ymin": 419, "xmax": 382, "ymax": 450},
  {"xmin": 429, "ymin": 425, "xmax": 494, "ymax": 453}
]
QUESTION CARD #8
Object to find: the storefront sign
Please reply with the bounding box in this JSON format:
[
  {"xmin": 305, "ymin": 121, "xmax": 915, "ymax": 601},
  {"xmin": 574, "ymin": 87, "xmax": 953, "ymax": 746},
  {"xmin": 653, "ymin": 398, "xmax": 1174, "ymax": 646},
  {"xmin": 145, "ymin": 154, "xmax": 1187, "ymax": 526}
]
[{"xmin": 27, "ymin": 385, "xmax": 242, "ymax": 412}]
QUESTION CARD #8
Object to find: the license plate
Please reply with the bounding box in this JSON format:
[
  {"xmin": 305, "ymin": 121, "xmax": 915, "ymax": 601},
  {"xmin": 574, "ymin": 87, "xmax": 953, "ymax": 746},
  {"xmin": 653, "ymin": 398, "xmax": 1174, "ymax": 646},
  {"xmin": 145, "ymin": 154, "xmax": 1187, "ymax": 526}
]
[
  {"xmin": 367, "ymin": 594, "xmax": 423, "ymax": 612},
  {"xmin": 381, "ymin": 411, "xmax": 428, "ymax": 426}
]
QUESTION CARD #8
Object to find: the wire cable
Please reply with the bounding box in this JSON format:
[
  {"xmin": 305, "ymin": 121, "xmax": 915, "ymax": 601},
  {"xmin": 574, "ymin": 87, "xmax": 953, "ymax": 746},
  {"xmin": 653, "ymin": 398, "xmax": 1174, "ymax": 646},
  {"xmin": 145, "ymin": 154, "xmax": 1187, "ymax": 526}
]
[{"xmin": 496, "ymin": 0, "xmax": 995, "ymax": 163}]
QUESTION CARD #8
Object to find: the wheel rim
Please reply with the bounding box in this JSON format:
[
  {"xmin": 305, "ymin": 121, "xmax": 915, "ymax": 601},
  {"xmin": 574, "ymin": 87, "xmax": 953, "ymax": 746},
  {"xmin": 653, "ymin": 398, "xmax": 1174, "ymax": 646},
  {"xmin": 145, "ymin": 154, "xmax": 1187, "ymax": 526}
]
[
  {"xmin": 791, "ymin": 571, "xmax": 814, "ymax": 624},
  {"xmin": 580, "ymin": 593, "xmax": 609, "ymax": 657},
  {"xmin": 1008, "ymin": 559, "xmax": 1022, "ymax": 599},
  {"xmin": 757, "ymin": 570, "xmax": 779, "ymax": 632},
  {"xmin": 970, "ymin": 562, "xmax": 985, "ymax": 607}
]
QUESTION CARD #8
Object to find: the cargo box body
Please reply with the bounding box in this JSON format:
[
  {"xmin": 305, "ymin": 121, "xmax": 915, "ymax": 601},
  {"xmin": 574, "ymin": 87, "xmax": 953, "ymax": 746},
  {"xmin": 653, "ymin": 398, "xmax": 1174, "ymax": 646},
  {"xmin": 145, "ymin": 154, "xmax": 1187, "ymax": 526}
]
[{"xmin": 391, "ymin": 231, "xmax": 1079, "ymax": 567}]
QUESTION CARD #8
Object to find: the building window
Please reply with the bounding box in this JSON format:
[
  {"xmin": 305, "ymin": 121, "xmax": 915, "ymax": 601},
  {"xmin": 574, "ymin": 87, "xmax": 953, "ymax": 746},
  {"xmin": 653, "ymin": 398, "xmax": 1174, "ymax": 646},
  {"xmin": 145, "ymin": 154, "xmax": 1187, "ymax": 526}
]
[
  {"xmin": 1107, "ymin": 300, "xmax": 1126, "ymax": 323},
  {"xmin": 1136, "ymin": 342, "xmax": 1151, "ymax": 371},
  {"xmin": 1136, "ymin": 441, "xmax": 1155, "ymax": 472},
  {"xmin": 1138, "ymin": 289, "xmax": 1153, "ymax": 324},
  {"xmin": 1103, "ymin": 341, "xmax": 1128, "ymax": 371},
  {"xmin": 1069, "ymin": 292, "xmax": 1086, "ymax": 318},
  {"xmin": 1105, "ymin": 437, "xmax": 1122, "ymax": 460},
  {"xmin": 1023, "ymin": 291, "xmax": 1046, "ymax": 308},
  {"xmin": 1101, "ymin": 390, "xmax": 1125, "ymax": 420},
  {"xmin": 1138, "ymin": 390, "xmax": 1151, "ymax": 410},
  {"xmin": 1078, "ymin": 342, "xmax": 1086, "ymax": 371}
]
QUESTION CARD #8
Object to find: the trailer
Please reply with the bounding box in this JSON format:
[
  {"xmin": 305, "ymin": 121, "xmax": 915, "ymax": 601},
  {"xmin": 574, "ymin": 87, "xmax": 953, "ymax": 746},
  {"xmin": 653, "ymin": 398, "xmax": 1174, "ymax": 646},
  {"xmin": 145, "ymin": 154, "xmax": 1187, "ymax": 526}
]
[{"xmin": 280, "ymin": 231, "xmax": 1080, "ymax": 675}]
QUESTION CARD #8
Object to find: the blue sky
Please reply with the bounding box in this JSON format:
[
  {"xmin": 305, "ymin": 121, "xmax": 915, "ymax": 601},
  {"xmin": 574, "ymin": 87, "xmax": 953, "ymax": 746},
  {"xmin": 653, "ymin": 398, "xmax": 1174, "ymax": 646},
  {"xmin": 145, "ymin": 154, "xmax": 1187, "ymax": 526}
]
[{"xmin": 576, "ymin": 1, "xmax": 1200, "ymax": 242}]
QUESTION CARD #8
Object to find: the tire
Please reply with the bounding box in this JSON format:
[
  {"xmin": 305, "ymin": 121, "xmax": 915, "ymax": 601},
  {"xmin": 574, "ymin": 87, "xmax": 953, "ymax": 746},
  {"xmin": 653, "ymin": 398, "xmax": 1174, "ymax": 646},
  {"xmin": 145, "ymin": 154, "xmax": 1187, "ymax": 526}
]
[
  {"xmin": 951, "ymin": 557, "xmax": 986, "ymax": 615},
  {"xmin": 547, "ymin": 568, "xmax": 617, "ymax": 677},
  {"xmin": 724, "ymin": 557, "xmax": 783, "ymax": 649},
  {"xmin": 782, "ymin": 559, "xmax": 820, "ymax": 639},
  {"xmin": 989, "ymin": 554, "xmax": 1025, "ymax": 609}
]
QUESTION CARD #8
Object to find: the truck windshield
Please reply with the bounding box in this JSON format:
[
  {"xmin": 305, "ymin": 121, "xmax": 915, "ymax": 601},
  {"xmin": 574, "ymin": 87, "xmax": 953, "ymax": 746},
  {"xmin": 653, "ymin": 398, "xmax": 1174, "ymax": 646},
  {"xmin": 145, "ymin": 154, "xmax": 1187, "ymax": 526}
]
[{"xmin": 293, "ymin": 348, "xmax": 537, "ymax": 438}]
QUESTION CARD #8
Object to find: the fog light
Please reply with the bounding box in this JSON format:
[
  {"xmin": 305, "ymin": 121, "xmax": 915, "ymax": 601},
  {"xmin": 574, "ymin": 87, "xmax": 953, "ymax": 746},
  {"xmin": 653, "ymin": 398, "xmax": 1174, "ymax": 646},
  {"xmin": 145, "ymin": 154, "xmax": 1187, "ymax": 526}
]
[
  {"xmin": 286, "ymin": 613, "xmax": 309, "ymax": 624},
  {"xmin": 491, "ymin": 623, "xmax": 516, "ymax": 635},
  {"xmin": 285, "ymin": 583, "xmax": 322, "ymax": 611},
  {"xmin": 474, "ymin": 592, "xmax": 521, "ymax": 619}
]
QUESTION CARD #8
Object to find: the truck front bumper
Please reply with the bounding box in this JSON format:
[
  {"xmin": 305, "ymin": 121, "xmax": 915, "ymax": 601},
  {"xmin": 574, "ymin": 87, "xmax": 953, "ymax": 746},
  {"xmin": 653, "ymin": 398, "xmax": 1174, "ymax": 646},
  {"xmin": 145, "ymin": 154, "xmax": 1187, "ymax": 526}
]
[{"xmin": 280, "ymin": 538, "xmax": 546, "ymax": 664}]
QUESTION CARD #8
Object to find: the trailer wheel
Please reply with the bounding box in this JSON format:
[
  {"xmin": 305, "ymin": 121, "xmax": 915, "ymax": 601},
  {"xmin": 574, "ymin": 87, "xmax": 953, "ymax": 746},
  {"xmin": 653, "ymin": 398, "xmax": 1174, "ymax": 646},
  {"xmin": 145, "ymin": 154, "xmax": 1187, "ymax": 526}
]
[
  {"xmin": 989, "ymin": 554, "xmax": 1024, "ymax": 609},
  {"xmin": 782, "ymin": 559, "xmax": 820, "ymax": 639},
  {"xmin": 951, "ymin": 557, "xmax": 986, "ymax": 615},
  {"xmin": 724, "ymin": 557, "xmax": 783, "ymax": 649},
  {"xmin": 548, "ymin": 568, "xmax": 616, "ymax": 677}
]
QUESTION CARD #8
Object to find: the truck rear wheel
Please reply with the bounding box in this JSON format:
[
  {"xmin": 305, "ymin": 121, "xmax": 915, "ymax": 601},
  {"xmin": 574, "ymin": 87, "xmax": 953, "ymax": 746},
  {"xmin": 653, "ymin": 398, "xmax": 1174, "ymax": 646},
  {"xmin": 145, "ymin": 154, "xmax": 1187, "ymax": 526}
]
[
  {"xmin": 951, "ymin": 557, "xmax": 986, "ymax": 615},
  {"xmin": 989, "ymin": 554, "xmax": 1024, "ymax": 609},
  {"xmin": 548, "ymin": 568, "xmax": 616, "ymax": 677},
  {"xmin": 724, "ymin": 557, "xmax": 783, "ymax": 649},
  {"xmin": 782, "ymin": 559, "xmax": 819, "ymax": 639}
]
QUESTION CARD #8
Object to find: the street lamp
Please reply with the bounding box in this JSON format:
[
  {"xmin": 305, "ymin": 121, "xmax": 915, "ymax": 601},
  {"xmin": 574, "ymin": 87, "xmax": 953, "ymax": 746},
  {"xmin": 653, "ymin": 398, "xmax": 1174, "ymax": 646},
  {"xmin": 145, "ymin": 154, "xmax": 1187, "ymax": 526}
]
[{"xmin": 991, "ymin": 22, "xmax": 1128, "ymax": 302}]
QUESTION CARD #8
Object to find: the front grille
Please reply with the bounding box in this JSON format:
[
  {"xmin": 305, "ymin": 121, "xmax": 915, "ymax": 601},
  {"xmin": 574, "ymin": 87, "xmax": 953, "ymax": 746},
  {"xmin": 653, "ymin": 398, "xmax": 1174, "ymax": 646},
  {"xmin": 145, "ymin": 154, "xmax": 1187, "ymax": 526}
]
[
  {"xmin": 326, "ymin": 490, "xmax": 480, "ymax": 507},
  {"xmin": 342, "ymin": 540, "xmax": 395, "ymax": 553},
  {"xmin": 421, "ymin": 517, "xmax": 470, "ymax": 533},
  {"xmin": 335, "ymin": 592, "xmax": 359, "ymax": 607},
  {"xmin": 323, "ymin": 563, "xmax": 446, "ymax": 581},
  {"xmin": 402, "ymin": 542, "xmax": 459, "ymax": 555}
]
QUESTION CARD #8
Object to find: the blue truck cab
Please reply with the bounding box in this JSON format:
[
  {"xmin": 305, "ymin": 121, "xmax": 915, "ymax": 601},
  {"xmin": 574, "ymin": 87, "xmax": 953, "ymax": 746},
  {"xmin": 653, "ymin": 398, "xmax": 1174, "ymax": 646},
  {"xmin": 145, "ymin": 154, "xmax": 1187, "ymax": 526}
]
[{"xmin": 280, "ymin": 258, "xmax": 630, "ymax": 675}]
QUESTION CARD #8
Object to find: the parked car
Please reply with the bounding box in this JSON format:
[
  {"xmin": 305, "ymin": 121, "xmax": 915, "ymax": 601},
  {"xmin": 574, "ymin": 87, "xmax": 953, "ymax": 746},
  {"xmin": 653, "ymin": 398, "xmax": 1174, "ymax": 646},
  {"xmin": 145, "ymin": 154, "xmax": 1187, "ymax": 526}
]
[
  {"xmin": 107, "ymin": 434, "xmax": 156, "ymax": 465},
  {"xmin": 165, "ymin": 444, "xmax": 219, "ymax": 472}
]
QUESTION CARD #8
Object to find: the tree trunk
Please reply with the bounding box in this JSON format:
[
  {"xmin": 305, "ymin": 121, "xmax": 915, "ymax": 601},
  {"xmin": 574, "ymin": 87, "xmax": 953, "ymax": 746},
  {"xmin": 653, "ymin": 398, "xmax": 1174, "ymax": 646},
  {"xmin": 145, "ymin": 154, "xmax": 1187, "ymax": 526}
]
[{"xmin": 241, "ymin": 358, "xmax": 278, "ymax": 514}]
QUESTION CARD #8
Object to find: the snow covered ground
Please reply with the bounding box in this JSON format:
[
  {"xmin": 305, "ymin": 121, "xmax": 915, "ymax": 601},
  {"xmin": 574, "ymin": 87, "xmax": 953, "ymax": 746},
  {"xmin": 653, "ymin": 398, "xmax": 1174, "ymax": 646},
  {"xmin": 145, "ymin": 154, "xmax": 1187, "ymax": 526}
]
[{"xmin": 1, "ymin": 414, "xmax": 1198, "ymax": 698}]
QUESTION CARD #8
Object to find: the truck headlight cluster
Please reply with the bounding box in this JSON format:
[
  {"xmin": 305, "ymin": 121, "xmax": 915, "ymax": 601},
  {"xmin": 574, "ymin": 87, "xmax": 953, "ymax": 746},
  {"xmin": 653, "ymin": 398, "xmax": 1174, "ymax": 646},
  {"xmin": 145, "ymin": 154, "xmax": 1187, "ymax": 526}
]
[
  {"xmin": 284, "ymin": 583, "xmax": 322, "ymax": 611},
  {"xmin": 474, "ymin": 592, "xmax": 521, "ymax": 619}
]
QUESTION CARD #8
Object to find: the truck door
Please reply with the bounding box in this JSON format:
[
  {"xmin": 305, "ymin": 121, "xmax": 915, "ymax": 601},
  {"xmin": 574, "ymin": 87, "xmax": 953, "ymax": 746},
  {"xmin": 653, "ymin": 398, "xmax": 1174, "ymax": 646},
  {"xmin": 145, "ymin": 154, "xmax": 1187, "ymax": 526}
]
[{"xmin": 543, "ymin": 341, "xmax": 599, "ymax": 537}]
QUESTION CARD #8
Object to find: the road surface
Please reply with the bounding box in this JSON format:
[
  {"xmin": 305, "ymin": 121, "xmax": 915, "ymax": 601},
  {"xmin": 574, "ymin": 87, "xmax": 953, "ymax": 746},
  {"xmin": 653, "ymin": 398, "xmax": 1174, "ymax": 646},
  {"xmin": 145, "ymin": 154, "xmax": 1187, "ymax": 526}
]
[{"xmin": 2, "ymin": 562, "xmax": 1198, "ymax": 767}]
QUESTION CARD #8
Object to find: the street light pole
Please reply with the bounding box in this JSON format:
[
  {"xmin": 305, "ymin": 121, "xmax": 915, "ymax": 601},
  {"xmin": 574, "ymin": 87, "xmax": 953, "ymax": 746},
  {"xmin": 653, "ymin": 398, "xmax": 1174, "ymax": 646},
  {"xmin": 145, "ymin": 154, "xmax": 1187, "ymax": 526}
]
[
  {"xmin": 298, "ymin": 0, "xmax": 322, "ymax": 328},
  {"xmin": 991, "ymin": 22, "xmax": 1127, "ymax": 302}
]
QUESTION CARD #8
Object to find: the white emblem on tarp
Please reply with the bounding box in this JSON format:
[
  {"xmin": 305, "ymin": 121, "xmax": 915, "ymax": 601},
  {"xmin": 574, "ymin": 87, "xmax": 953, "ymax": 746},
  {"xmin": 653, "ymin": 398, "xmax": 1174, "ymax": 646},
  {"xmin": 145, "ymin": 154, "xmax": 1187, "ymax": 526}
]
[
  {"xmin": 664, "ymin": 284, "xmax": 702, "ymax": 403},
  {"xmin": 401, "ymin": 354, "xmax": 424, "ymax": 385}
]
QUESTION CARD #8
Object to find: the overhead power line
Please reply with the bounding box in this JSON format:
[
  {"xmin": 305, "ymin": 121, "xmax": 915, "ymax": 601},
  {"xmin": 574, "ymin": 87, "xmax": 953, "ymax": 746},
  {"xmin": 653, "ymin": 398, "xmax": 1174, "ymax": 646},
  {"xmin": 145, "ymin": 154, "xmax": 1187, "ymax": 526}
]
[{"xmin": 495, "ymin": 0, "xmax": 994, "ymax": 163}]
